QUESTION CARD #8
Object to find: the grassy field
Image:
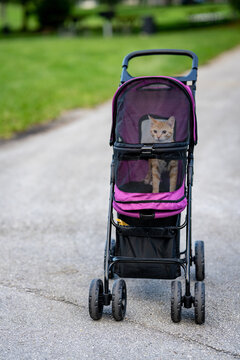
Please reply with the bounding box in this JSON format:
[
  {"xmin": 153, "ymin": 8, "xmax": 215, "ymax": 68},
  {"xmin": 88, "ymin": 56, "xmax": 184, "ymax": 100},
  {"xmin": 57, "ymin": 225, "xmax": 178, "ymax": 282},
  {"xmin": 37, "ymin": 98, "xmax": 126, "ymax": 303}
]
[{"xmin": 0, "ymin": 22, "xmax": 240, "ymax": 138}]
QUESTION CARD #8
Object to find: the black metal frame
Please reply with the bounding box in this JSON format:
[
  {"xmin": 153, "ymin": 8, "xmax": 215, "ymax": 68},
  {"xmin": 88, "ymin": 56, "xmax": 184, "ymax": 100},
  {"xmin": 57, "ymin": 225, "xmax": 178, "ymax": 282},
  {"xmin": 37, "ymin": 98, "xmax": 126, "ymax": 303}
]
[{"xmin": 102, "ymin": 49, "xmax": 198, "ymax": 308}]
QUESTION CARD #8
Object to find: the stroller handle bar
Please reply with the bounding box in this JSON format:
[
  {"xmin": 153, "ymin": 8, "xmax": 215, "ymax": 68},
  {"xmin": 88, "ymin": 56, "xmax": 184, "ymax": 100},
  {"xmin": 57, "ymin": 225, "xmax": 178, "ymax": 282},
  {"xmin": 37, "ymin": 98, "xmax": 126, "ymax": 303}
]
[{"xmin": 121, "ymin": 49, "xmax": 198, "ymax": 84}]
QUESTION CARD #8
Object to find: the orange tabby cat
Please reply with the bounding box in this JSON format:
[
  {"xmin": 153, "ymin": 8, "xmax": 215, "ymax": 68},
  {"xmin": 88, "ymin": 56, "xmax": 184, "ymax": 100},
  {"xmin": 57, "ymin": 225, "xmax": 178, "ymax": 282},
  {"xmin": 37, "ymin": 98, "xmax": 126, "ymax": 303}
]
[{"xmin": 144, "ymin": 115, "xmax": 178, "ymax": 193}]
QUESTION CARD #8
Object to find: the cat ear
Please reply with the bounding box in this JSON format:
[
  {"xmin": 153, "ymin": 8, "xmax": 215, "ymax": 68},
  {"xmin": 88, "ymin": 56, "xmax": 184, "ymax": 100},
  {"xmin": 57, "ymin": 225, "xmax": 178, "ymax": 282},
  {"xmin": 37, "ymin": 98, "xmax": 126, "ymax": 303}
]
[
  {"xmin": 167, "ymin": 116, "xmax": 175, "ymax": 128},
  {"xmin": 148, "ymin": 115, "xmax": 158, "ymax": 123}
]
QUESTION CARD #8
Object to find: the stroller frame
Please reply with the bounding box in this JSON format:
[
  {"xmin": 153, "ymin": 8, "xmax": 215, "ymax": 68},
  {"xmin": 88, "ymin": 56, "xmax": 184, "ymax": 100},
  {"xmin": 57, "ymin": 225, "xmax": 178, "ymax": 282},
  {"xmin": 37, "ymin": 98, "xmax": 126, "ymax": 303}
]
[{"xmin": 89, "ymin": 50, "xmax": 205, "ymax": 324}]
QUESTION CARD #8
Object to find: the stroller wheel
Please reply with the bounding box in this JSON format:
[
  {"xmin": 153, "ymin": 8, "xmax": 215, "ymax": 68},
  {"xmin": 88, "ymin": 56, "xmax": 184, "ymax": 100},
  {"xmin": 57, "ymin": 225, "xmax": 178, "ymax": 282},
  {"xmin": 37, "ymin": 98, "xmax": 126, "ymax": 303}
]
[
  {"xmin": 112, "ymin": 279, "xmax": 127, "ymax": 321},
  {"xmin": 89, "ymin": 279, "xmax": 104, "ymax": 320},
  {"xmin": 171, "ymin": 281, "xmax": 182, "ymax": 323},
  {"xmin": 194, "ymin": 241, "xmax": 205, "ymax": 281},
  {"xmin": 194, "ymin": 281, "xmax": 205, "ymax": 324}
]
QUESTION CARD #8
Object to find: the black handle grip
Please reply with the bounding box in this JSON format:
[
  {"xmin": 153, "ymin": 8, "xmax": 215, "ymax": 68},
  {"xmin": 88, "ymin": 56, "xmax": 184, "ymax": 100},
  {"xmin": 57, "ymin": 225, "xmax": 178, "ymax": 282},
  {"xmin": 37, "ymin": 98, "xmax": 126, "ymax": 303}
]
[
  {"xmin": 122, "ymin": 49, "xmax": 198, "ymax": 68},
  {"xmin": 120, "ymin": 49, "xmax": 198, "ymax": 84}
]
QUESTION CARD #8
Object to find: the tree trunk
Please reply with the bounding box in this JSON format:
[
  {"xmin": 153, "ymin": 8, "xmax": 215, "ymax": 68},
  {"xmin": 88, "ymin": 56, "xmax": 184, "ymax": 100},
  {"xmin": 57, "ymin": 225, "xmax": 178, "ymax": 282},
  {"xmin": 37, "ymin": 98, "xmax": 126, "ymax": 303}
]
[{"xmin": 21, "ymin": 4, "xmax": 28, "ymax": 31}]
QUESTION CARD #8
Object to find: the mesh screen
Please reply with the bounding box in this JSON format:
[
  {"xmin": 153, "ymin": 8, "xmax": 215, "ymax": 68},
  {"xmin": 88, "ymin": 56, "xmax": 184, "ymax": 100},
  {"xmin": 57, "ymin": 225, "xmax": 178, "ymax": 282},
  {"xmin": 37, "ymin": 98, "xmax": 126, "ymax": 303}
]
[
  {"xmin": 114, "ymin": 78, "xmax": 191, "ymax": 145},
  {"xmin": 115, "ymin": 154, "xmax": 186, "ymax": 193}
]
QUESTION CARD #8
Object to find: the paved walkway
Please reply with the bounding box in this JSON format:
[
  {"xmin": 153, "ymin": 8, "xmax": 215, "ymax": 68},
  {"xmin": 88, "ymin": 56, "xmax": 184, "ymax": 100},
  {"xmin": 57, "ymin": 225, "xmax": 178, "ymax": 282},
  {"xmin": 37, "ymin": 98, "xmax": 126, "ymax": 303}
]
[{"xmin": 0, "ymin": 47, "xmax": 240, "ymax": 359}]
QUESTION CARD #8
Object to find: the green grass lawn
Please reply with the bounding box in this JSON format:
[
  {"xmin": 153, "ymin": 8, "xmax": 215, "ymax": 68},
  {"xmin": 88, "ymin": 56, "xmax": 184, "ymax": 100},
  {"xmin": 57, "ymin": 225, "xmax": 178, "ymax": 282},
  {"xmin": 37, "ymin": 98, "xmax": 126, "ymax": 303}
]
[{"xmin": 0, "ymin": 22, "xmax": 240, "ymax": 138}]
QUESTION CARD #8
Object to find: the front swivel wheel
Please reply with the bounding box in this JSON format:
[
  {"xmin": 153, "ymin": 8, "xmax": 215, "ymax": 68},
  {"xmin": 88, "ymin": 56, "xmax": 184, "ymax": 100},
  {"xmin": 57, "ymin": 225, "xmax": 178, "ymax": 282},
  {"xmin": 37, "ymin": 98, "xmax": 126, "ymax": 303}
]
[
  {"xmin": 171, "ymin": 280, "xmax": 182, "ymax": 323},
  {"xmin": 112, "ymin": 279, "xmax": 127, "ymax": 321},
  {"xmin": 194, "ymin": 241, "xmax": 205, "ymax": 281},
  {"xmin": 89, "ymin": 279, "xmax": 104, "ymax": 320},
  {"xmin": 194, "ymin": 281, "xmax": 205, "ymax": 324}
]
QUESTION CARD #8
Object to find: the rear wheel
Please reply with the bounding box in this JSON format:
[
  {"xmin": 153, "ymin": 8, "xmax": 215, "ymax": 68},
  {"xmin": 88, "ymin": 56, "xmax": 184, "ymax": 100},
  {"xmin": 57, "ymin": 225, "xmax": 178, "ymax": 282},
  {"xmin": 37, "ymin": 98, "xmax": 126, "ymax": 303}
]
[
  {"xmin": 112, "ymin": 279, "xmax": 127, "ymax": 321},
  {"xmin": 171, "ymin": 281, "xmax": 182, "ymax": 323},
  {"xmin": 194, "ymin": 281, "xmax": 205, "ymax": 324},
  {"xmin": 89, "ymin": 279, "xmax": 104, "ymax": 320},
  {"xmin": 195, "ymin": 241, "xmax": 205, "ymax": 281}
]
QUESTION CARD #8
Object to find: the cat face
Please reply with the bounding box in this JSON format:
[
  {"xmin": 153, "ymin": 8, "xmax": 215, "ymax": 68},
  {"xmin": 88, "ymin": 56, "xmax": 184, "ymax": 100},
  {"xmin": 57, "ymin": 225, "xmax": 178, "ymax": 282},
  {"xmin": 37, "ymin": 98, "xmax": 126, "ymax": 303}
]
[{"xmin": 149, "ymin": 115, "xmax": 175, "ymax": 143}]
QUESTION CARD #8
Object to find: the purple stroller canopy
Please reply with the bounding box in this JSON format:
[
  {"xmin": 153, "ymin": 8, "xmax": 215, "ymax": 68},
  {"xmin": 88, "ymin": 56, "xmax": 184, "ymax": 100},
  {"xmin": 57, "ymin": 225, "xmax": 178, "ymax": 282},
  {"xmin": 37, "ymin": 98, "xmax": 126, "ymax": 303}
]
[{"xmin": 111, "ymin": 76, "xmax": 197, "ymax": 145}]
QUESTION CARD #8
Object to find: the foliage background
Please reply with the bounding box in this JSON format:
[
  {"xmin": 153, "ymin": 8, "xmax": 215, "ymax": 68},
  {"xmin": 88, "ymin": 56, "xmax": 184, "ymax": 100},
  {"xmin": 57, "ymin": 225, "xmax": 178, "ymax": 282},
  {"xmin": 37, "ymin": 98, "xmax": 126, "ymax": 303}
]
[{"xmin": 0, "ymin": 0, "xmax": 239, "ymax": 138}]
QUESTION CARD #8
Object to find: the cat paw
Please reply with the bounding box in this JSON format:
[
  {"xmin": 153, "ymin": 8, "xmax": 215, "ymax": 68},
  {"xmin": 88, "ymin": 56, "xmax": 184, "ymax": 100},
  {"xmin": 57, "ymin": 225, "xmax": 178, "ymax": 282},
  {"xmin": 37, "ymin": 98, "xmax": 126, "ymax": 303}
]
[{"xmin": 152, "ymin": 185, "xmax": 159, "ymax": 193}]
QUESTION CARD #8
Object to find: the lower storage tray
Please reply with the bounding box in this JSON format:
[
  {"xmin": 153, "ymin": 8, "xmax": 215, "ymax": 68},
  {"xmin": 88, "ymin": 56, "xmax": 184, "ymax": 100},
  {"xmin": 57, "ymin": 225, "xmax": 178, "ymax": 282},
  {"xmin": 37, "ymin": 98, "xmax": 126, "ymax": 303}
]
[{"xmin": 114, "ymin": 223, "xmax": 181, "ymax": 279}]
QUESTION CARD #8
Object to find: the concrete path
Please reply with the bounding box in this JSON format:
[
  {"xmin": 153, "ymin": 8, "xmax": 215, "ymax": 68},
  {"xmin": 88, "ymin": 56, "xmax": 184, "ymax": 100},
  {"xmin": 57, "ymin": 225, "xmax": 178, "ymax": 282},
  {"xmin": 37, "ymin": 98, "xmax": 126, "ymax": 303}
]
[{"xmin": 0, "ymin": 47, "xmax": 240, "ymax": 360}]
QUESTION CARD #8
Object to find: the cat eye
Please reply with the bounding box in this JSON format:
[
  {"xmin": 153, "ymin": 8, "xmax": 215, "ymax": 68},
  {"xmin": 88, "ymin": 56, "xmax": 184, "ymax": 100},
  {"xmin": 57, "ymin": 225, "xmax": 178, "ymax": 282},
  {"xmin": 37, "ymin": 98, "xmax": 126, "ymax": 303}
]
[
  {"xmin": 153, "ymin": 130, "xmax": 157, "ymax": 133},
  {"xmin": 162, "ymin": 130, "xmax": 167, "ymax": 134}
]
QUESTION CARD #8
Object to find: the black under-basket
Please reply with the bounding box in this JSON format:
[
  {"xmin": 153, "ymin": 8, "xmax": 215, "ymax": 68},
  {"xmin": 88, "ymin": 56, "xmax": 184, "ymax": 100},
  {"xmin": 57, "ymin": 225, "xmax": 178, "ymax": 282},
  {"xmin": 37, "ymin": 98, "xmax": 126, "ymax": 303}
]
[
  {"xmin": 114, "ymin": 215, "xmax": 181, "ymax": 280},
  {"xmin": 88, "ymin": 49, "xmax": 205, "ymax": 325}
]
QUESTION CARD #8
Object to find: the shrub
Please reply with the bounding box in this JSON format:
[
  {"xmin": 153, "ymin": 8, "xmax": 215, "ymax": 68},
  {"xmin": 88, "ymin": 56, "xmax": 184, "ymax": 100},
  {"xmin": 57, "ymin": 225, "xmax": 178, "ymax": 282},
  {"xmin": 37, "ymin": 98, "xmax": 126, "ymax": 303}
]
[{"xmin": 229, "ymin": 0, "xmax": 240, "ymax": 13}]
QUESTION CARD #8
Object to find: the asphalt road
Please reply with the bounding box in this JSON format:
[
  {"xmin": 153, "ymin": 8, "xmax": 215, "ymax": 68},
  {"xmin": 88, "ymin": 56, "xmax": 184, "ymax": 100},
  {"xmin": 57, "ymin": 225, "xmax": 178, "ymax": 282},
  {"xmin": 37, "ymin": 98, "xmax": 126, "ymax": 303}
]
[{"xmin": 0, "ymin": 47, "xmax": 240, "ymax": 360}]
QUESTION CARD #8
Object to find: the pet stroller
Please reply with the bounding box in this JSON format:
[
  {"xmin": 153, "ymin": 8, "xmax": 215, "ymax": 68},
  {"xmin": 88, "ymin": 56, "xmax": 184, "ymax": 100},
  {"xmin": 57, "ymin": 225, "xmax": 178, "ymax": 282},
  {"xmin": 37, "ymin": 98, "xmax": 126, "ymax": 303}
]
[{"xmin": 89, "ymin": 49, "xmax": 205, "ymax": 324}]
